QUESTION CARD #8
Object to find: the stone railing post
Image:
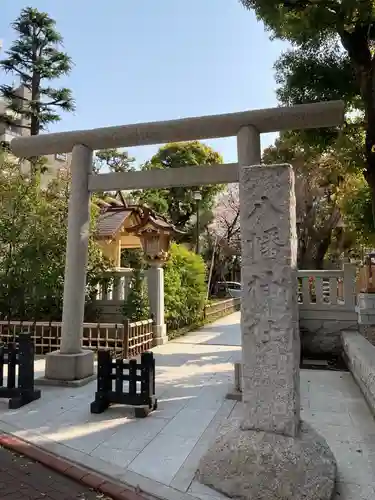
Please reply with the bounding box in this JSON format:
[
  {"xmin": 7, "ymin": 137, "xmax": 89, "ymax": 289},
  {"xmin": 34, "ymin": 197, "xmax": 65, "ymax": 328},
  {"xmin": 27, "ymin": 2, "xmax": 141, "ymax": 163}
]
[
  {"xmin": 112, "ymin": 275, "xmax": 121, "ymax": 301},
  {"xmin": 147, "ymin": 261, "xmax": 167, "ymax": 346},
  {"xmin": 343, "ymin": 263, "xmax": 357, "ymax": 309}
]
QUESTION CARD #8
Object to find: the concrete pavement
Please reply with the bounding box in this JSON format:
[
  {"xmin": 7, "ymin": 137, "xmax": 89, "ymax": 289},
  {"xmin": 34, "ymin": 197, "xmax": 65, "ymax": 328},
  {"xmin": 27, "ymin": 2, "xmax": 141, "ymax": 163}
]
[{"xmin": 0, "ymin": 312, "xmax": 374, "ymax": 500}]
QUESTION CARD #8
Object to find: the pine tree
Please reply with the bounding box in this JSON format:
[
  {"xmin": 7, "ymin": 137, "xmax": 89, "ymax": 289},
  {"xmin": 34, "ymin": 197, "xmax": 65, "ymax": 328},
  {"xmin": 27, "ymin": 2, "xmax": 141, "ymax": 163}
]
[
  {"xmin": 0, "ymin": 7, "xmax": 75, "ymax": 137},
  {"xmin": 93, "ymin": 149, "xmax": 135, "ymax": 174}
]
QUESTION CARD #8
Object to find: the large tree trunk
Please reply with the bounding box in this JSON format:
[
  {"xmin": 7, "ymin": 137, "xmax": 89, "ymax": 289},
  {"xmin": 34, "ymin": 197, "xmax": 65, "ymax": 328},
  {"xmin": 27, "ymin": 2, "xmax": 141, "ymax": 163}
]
[
  {"xmin": 340, "ymin": 26, "xmax": 375, "ymax": 225},
  {"xmin": 365, "ymin": 154, "xmax": 375, "ymax": 225},
  {"xmin": 298, "ymin": 239, "xmax": 330, "ymax": 269},
  {"xmin": 298, "ymin": 205, "xmax": 340, "ymax": 269},
  {"xmin": 364, "ymin": 118, "xmax": 375, "ymax": 223},
  {"xmin": 314, "ymin": 238, "xmax": 331, "ymax": 269}
]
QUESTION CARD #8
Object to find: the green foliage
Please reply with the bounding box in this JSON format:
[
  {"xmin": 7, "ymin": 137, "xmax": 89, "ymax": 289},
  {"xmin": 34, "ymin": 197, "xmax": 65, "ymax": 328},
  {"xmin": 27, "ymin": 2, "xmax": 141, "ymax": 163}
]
[
  {"xmin": 0, "ymin": 7, "xmax": 75, "ymax": 136},
  {"xmin": 240, "ymin": 0, "xmax": 375, "ymax": 218},
  {"xmin": 93, "ymin": 149, "xmax": 137, "ymax": 206},
  {"xmin": 135, "ymin": 141, "xmax": 224, "ymax": 230},
  {"xmin": 262, "ymin": 130, "xmax": 370, "ymax": 266},
  {"xmin": 274, "ymin": 44, "xmax": 360, "ymax": 109},
  {"xmin": 342, "ymin": 179, "xmax": 375, "ymax": 243},
  {"xmin": 273, "ymin": 45, "xmax": 362, "ymax": 152},
  {"xmin": 0, "ymin": 153, "xmax": 108, "ymax": 320},
  {"xmin": 122, "ymin": 249, "xmax": 150, "ymax": 321},
  {"xmin": 240, "ymin": 1, "xmax": 374, "ymax": 47},
  {"xmin": 93, "ymin": 149, "xmax": 135, "ymax": 174},
  {"xmin": 122, "ymin": 268, "xmax": 150, "ymax": 321},
  {"xmin": 121, "ymin": 248, "xmax": 145, "ymax": 268},
  {"xmin": 164, "ymin": 244, "xmax": 206, "ymax": 331},
  {"xmin": 121, "ymin": 244, "xmax": 206, "ymax": 329}
]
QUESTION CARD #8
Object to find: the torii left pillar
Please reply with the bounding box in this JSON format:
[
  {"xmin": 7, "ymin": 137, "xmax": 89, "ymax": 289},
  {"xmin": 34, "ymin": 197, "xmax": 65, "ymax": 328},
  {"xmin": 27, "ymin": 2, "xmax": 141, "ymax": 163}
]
[{"xmin": 43, "ymin": 144, "xmax": 96, "ymax": 386}]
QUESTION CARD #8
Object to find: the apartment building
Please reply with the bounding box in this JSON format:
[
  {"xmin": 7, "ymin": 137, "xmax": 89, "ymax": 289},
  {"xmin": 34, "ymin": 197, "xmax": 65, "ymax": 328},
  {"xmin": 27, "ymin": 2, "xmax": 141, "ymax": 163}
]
[{"xmin": 0, "ymin": 85, "xmax": 71, "ymax": 187}]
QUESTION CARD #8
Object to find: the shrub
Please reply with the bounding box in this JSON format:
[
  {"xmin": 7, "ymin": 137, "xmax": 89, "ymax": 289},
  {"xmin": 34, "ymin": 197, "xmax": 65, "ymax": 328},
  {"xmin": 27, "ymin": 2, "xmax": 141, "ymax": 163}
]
[
  {"xmin": 122, "ymin": 250, "xmax": 150, "ymax": 321},
  {"xmin": 164, "ymin": 243, "xmax": 206, "ymax": 331},
  {"xmin": 121, "ymin": 244, "xmax": 206, "ymax": 330},
  {"xmin": 122, "ymin": 268, "xmax": 150, "ymax": 321},
  {"xmin": 0, "ymin": 155, "xmax": 108, "ymax": 320}
]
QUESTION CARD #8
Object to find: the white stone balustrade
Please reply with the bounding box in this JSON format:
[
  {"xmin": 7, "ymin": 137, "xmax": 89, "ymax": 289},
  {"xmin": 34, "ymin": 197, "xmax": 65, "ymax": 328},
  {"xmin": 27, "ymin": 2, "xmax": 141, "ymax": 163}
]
[
  {"xmin": 298, "ymin": 265, "xmax": 356, "ymax": 309},
  {"xmin": 93, "ymin": 268, "xmax": 135, "ymax": 323},
  {"xmin": 94, "ymin": 268, "xmax": 134, "ymax": 302},
  {"xmin": 297, "ymin": 266, "xmax": 358, "ymax": 356}
]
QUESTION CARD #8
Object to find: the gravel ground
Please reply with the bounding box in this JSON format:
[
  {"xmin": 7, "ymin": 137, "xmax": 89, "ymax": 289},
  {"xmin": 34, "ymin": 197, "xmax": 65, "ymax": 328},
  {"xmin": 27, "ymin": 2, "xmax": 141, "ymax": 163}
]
[{"xmin": 0, "ymin": 444, "xmax": 113, "ymax": 499}]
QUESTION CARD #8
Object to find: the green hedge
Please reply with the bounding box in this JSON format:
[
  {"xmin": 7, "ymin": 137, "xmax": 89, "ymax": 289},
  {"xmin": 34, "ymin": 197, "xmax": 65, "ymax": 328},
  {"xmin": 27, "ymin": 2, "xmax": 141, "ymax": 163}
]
[
  {"xmin": 122, "ymin": 244, "xmax": 206, "ymax": 331},
  {"xmin": 164, "ymin": 243, "xmax": 206, "ymax": 332}
]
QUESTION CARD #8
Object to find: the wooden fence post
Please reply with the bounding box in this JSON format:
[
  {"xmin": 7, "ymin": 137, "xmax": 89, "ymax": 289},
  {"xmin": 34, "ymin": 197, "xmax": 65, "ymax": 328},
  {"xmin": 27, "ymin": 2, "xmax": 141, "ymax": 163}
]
[
  {"xmin": 140, "ymin": 352, "xmax": 154, "ymax": 400},
  {"xmin": 152, "ymin": 353, "xmax": 156, "ymax": 396},
  {"xmin": 7, "ymin": 342, "xmax": 17, "ymax": 390},
  {"xmin": 18, "ymin": 333, "xmax": 34, "ymax": 389},
  {"xmin": 135, "ymin": 352, "xmax": 157, "ymax": 418},
  {"xmin": 90, "ymin": 347, "xmax": 157, "ymax": 417},
  {"xmin": 129, "ymin": 359, "xmax": 137, "ymax": 398},
  {"xmin": 10, "ymin": 333, "xmax": 41, "ymax": 409},
  {"xmin": 122, "ymin": 319, "xmax": 130, "ymax": 359},
  {"xmin": 0, "ymin": 334, "xmax": 41, "ymax": 410},
  {"xmin": 115, "ymin": 358, "xmax": 123, "ymax": 394},
  {"xmin": 90, "ymin": 349, "xmax": 112, "ymax": 413}
]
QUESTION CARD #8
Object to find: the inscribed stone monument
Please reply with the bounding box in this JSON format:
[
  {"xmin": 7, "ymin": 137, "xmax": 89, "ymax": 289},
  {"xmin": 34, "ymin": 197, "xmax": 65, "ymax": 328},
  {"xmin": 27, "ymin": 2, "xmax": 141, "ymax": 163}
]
[
  {"xmin": 197, "ymin": 164, "xmax": 336, "ymax": 500},
  {"xmin": 240, "ymin": 165, "xmax": 300, "ymax": 437}
]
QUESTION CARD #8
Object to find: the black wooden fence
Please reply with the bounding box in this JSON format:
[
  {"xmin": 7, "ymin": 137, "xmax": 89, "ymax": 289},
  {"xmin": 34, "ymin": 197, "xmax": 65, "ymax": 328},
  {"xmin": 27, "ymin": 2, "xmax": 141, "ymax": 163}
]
[
  {"xmin": 0, "ymin": 333, "xmax": 41, "ymax": 409},
  {"xmin": 90, "ymin": 349, "xmax": 157, "ymax": 418}
]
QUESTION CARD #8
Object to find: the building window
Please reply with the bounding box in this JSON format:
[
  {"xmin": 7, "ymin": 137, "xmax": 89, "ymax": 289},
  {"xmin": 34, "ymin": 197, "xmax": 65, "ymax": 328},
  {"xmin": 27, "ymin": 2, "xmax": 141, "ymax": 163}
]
[{"xmin": 55, "ymin": 152, "xmax": 68, "ymax": 161}]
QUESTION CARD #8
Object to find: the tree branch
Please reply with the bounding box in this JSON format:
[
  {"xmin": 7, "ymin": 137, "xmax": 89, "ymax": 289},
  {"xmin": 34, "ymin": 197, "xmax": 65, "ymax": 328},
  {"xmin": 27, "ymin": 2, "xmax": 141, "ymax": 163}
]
[
  {"xmin": 39, "ymin": 99, "xmax": 63, "ymax": 107},
  {"xmin": 282, "ymin": 0, "xmax": 339, "ymax": 14},
  {"xmin": 0, "ymin": 65, "xmax": 29, "ymax": 82}
]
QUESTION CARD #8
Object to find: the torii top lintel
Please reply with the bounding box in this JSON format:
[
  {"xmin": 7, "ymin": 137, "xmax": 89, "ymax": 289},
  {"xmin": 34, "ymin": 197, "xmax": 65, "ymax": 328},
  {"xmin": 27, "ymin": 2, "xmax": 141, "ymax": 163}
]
[{"xmin": 10, "ymin": 100, "xmax": 344, "ymax": 158}]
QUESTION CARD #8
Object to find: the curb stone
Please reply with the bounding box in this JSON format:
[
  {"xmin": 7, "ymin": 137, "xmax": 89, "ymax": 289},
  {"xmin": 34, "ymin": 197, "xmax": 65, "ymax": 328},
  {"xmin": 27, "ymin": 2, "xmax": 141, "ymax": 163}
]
[{"xmin": 0, "ymin": 433, "xmax": 147, "ymax": 500}]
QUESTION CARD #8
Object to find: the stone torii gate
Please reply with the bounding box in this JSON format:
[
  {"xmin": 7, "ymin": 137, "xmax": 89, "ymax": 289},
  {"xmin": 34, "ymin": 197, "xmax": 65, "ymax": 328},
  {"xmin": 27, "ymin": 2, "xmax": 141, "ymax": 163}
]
[{"xmin": 11, "ymin": 100, "xmax": 344, "ymax": 500}]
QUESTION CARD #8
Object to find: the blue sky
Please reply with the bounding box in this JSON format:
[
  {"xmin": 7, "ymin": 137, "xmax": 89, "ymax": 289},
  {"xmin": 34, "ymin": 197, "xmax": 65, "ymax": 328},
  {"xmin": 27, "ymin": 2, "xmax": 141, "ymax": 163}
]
[{"xmin": 0, "ymin": 0, "xmax": 289, "ymax": 166}]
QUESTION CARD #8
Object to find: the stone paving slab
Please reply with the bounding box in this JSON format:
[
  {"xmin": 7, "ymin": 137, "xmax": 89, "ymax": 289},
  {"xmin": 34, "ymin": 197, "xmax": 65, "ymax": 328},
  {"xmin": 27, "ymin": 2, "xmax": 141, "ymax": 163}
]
[{"xmin": 0, "ymin": 313, "xmax": 374, "ymax": 500}]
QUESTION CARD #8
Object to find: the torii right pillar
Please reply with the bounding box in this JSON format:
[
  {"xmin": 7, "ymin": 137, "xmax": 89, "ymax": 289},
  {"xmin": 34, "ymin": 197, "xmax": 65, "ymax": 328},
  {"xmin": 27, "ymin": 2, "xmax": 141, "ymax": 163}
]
[{"xmin": 197, "ymin": 126, "xmax": 337, "ymax": 500}]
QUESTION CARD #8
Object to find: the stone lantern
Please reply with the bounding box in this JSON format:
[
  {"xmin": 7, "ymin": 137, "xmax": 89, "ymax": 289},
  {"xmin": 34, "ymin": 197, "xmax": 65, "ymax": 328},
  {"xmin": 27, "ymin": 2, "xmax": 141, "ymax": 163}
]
[
  {"xmin": 137, "ymin": 227, "xmax": 171, "ymax": 264},
  {"xmin": 127, "ymin": 207, "xmax": 181, "ymax": 345}
]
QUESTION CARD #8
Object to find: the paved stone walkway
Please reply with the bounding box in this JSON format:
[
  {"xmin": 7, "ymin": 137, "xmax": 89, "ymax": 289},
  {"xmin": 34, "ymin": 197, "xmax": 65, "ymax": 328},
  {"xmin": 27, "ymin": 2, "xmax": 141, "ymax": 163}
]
[
  {"xmin": 0, "ymin": 312, "xmax": 374, "ymax": 500},
  {"xmin": 0, "ymin": 445, "xmax": 110, "ymax": 499}
]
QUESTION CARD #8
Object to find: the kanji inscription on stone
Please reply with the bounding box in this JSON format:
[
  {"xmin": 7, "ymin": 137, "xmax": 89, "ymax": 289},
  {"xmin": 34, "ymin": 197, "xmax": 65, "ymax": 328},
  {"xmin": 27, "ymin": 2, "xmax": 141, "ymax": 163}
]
[{"xmin": 239, "ymin": 164, "xmax": 300, "ymax": 438}]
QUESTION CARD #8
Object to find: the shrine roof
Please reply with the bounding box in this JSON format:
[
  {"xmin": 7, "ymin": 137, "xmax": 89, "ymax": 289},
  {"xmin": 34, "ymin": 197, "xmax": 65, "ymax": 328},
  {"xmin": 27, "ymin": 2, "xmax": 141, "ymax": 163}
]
[{"xmin": 95, "ymin": 198, "xmax": 181, "ymax": 239}]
